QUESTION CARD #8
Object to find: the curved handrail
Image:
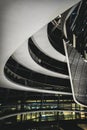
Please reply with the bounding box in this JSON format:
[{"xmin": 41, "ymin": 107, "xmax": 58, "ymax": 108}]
[
  {"xmin": 4, "ymin": 57, "xmax": 71, "ymax": 93},
  {"xmin": 28, "ymin": 38, "xmax": 69, "ymax": 75},
  {"xmin": 5, "ymin": 57, "xmax": 71, "ymax": 87},
  {"xmin": 0, "ymin": 109, "xmax": 87, "ymax": 120}
]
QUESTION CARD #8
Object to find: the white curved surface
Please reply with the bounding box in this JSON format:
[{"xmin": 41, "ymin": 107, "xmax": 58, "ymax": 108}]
[
  {"xmin": 0, "ymin": 0, "xmax": 80, "ymax": 91},
  {"xmin": 63, "ymin": 3, "xmax": 79, "ymax": 38},
  {"xmin": 13, "ymin": 40, "xmax": 69, "ymax": 78},
  {"xmin": 32, "ymin": 25, "xmax": 66, "ymax": 62}
]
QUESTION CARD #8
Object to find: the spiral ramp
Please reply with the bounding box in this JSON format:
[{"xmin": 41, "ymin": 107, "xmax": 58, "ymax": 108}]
[{"xmin": 0, "ymin": 1, "xmax": 82, "ymax": 99}]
